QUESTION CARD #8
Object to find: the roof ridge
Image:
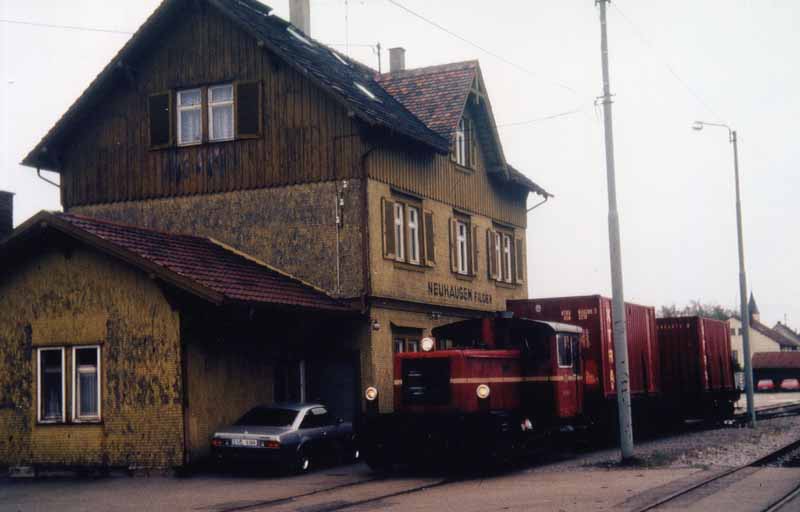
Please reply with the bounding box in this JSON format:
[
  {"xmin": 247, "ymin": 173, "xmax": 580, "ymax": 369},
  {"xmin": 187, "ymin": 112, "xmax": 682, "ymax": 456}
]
[{"xmin": 378, "ymin": 60, "xmax": 479, "ymax": 79}]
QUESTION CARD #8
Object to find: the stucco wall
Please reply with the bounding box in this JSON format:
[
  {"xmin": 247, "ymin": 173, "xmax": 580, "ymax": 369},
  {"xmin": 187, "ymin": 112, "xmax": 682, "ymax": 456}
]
[
  {"xmin": 729, "ymin": 317, "xmax": 782, "ymax": 368},
  {"xmin": 0, "ymin": 245, "xmax": 183, "ymax": 469},
  {"xmin": 367, "ymin": 179, "xmax": 528, "ymax": 311},
  {"xmin": 71, "ymin": 181, "xmax": 365, "ymax": 299}
]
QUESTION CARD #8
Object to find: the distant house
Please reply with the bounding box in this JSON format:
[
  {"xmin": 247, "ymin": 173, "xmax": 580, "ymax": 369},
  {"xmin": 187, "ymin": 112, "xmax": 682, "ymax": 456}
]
[{"xmin": 728, "ymin": 293, "xmax": 800, "ymax": 369}]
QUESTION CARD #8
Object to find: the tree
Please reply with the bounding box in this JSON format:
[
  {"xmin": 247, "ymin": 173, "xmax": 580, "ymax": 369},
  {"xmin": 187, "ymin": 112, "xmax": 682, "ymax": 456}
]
[{"xmin": 657, "ymin": 301, "xmax": 737, "ymax": 321}]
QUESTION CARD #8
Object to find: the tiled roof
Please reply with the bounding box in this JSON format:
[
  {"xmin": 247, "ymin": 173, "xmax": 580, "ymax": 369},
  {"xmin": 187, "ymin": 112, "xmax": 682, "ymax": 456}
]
[
  {"xmin": 5, "ymin": 212, "xmax": 351, "ymax": 312},
  {"xmin": 753, "ymin": 352, "xmax": 800, "ymax": 370},
  {"xmin": 378, "ymin": 61, "xmax": 478, "ymax": 141},
  {"xmin": 22, "ymin": 0, "xmax": 450, "ymax": 170}
]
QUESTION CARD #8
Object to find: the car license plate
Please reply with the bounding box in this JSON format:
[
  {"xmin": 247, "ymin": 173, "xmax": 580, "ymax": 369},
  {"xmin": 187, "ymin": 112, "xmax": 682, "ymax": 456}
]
[{"xmin": 233, "ymin": 438, "xmax": 258, "ymax": 447}]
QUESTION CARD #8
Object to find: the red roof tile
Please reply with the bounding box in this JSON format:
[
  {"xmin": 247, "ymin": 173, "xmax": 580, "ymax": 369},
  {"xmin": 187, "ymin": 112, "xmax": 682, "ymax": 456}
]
[
  {"xmin": 753, "ymin": 352, "xmax": 800, "ymax": 369},
  {"xmin": 35, "ymin": 213, "xmax": 351, "ymax": 311},
  {"xmin": 378, "ymin": 61, "xmax": 478, "ymax": 142}
]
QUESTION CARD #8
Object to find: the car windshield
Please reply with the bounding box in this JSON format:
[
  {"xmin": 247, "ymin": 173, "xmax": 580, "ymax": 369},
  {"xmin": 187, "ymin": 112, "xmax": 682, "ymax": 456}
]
[{"xmin": 235, "ymin": 407, "xmax": 298, "ymax": 427}]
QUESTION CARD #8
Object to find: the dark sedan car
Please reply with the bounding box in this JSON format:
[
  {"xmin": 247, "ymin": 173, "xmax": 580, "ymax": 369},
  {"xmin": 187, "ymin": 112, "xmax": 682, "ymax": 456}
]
[{"xmin": 211, "ymin": 403, "xmax": 358, "ymax": 473}]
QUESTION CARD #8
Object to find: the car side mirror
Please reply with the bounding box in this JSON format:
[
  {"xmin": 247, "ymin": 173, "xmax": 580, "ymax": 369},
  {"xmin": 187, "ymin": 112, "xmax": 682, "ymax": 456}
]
[{"xmin": 336, "ymin": 417, "xmax": 344, "ymax": 425}]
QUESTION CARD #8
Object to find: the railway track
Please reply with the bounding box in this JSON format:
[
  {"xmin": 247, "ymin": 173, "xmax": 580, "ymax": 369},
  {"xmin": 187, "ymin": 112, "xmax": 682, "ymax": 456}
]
[{"xmin": 631, "ymin": 437, "xmax": 800, "ymax": 512}]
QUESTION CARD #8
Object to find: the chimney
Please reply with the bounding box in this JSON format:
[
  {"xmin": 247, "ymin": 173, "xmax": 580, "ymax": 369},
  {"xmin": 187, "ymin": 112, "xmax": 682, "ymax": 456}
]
[
  {"xmin": 289, "ymin": 0, "xmax": 310, "ymax": 35},
  {"xmin": 389, "ymin": 47, "xmax": 406, "ymax": 73},
  {"xmin": 0, "ymin": 191, "xmax": 14, "ymax": 239}
]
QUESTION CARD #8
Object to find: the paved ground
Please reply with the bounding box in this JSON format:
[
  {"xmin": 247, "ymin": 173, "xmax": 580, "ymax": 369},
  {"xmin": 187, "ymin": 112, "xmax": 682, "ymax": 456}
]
[{"xmin": 2, "ymin": 408, "xmax": 799, "ymax": 512}]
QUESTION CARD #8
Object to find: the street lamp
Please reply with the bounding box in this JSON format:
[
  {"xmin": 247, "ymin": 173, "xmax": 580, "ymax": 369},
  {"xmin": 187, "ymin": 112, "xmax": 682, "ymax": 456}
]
[{"xmin": 693, "ymin": 120, "xmax": 755, "ymax": 428}]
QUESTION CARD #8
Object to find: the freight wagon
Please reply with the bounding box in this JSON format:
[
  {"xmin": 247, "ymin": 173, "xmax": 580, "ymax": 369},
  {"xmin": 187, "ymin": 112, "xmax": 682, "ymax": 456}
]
[
  {"xmin": 359, "ymin": 300, "xmax": 738, "ymax": 469},
  {"xmin": 507, "ymin": 295, "xmax": 661, "ymax": 428},
  {"xmin": 657, "ymin": 316, "xmax": 738, "ymax": 420}
]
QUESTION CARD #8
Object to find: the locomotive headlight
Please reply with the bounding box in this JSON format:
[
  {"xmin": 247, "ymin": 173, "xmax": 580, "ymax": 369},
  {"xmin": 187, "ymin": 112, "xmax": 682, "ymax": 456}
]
[
  {"xmin": 421, "ymin": 337, "xmax": 435, "ymax": 352},
  {"xmin": 476, "ymin": 384, "xmax": 491, "ymax": 400},
  {"xmin": 365, "ymin": 387, "xmax": 378, "ymax": 401}
]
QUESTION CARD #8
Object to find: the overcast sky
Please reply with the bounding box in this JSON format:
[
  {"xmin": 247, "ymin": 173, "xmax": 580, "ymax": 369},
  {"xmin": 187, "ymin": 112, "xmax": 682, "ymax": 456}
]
[{"xmin": 1, "ymin": 1, "xmax": 797, "ymax": 328}]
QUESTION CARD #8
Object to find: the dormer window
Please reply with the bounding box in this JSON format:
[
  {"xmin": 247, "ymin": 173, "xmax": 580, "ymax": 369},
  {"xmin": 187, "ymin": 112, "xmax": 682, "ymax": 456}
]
[{"xmin": 452, "ymin": 117, "xmax": 475, "ymax": 169}]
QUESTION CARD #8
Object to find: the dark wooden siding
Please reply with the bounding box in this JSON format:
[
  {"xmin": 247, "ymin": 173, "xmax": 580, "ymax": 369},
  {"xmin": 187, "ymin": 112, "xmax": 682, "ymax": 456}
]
[
  {"xmin": 368, "ymin": 132, "xmax": 527, "ymax": 228},
  {"xmin": 60, "ymin": 4, "xmax": 366, "ymax": 208}
]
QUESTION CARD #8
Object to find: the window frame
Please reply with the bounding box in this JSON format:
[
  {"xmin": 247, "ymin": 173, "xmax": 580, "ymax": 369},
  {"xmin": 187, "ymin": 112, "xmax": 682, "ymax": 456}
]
[
  {"xmin": 393, "ymin": 202, "xmax": 405, "ymax": 262},
  {"xmin": 393, "ymin": 336, "xmax": 420, "ymax": 354},
  {"xmin": 407, "ymin": 206, "xmax": 420, "ymax": 265},
  {"xmin": 455, "ymin": 220, "xmax": 469, "ymax": 275},
  {"xmin": 37, "ymin": 347, "xmax": 65, "ymax": 424},
  {"xmin": 502, "ymin": 234, "xmax": 513, "ymax": 283},
  {"xmin": 556, "ymin": 335, "xmax": 574, "ymax": 369},
  {"xmin": 454, "ymin": 118, "xmax": 466, "ymax": 167},
  {"xmin": 207, "ymin": 83, "xmax": 235, "ymax": 143},
  {"xmin": 72, "ymin": 345, "xmax": 102, "ymax": 423},
  {"xmin": 176, "ymin": 88, "xmax": 203, "ymax": 147}
]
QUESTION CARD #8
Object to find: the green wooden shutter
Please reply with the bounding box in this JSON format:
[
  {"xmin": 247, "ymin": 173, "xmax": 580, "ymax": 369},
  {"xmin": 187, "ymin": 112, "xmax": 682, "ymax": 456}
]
[
  {"xmin": 424, "ymin": 211, "xmax": 435, "ymax": 266},
  {"xmin": 382, "ymin": 198, "xmax": 396, "ymax": 259}
]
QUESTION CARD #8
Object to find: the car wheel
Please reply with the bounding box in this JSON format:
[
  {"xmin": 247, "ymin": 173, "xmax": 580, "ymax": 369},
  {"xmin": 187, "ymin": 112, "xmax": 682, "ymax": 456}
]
[{"xmin": 295, "ymin": 447, "xmax": 311, "ymax": 474}]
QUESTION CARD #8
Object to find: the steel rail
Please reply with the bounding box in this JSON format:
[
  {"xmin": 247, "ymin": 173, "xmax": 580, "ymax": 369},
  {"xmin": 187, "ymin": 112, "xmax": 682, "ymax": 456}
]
[
  {"xmin": 629, "ymin": 437, "xmax": 800, "ymax": 512},
  {"xmin": 763, "ymin": 482, "xmax": 800, "ymax": 512}
]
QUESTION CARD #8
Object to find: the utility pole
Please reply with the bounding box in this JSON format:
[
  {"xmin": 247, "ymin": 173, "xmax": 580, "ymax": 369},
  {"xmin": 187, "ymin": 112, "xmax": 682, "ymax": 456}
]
[
  {"xmin": 691, "ymin": 122, "xmax": 755, "ymax": 428},
  {"xmin": 597, "ymin": 0, "xmax": 634, "ymax": 460},
  {"xmin": 731, "ymin": 130, "xmax": 756, "ymax": 428}
]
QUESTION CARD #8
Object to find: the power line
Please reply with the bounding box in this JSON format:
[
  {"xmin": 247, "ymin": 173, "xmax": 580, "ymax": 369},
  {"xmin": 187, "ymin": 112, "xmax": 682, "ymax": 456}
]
[
  {"xmin": 610, "ymin": 3, "xmax": 725, "ymax": 123},
  {"xmin": 496, "ymin": 107, "xmax": 588, "ymax": 129},
  {"xmin": 0, "ymin": 19, "xmax": 134, "ymax": 35},
  {"xmin": 385, "ymin": 0, "xmax": 581, "ymax": 96}
]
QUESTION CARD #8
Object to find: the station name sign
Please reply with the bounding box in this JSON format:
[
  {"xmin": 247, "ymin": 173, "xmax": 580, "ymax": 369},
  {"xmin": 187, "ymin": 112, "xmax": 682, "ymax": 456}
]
[{"xmin": 427, "ymin": 281, "xmax": 493, "ymax": 305}]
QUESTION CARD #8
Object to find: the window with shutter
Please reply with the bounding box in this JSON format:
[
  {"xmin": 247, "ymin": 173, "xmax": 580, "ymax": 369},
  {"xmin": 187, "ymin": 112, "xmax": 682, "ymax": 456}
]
[
  {"xmin": 487, "ymin": 229, "xmax": 497, "ymax": 280},
  {"xmin": 423, "ymin": 211, "xmax": 435, "ymax": 266},
  {"xmin": 148, "ymin": 92, "xmax": 172, "ymax": 148},
  {"xmin": 515, "ymin": 237, "xmax": 525, "ymax": 283},
  {"xmin": 236, "ymin": 81, "xmax": 261, "ymax": 138}
]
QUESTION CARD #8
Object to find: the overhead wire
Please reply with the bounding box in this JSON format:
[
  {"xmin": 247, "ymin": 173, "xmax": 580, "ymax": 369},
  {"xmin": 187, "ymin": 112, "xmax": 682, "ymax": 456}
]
[
  {"xmin": 496, "ymin": 107, "xmax": 589, "ymax": 129},
  {"xmin": 0, "ymin": 19, "xmax": 133, "ymax": 35},
  {"xmin": 384, "ymin": 0, "xmax": 582, "ymax": 96},
  {"xmin": 609, "ymin": 2, "xmax": 726, "ymax": 123}
]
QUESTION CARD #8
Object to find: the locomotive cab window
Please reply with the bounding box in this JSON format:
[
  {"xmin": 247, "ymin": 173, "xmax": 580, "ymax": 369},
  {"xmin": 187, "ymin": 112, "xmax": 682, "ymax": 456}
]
[{"xmin": 557, "ymin": 334, "xmax": 574, "ymax": 368}]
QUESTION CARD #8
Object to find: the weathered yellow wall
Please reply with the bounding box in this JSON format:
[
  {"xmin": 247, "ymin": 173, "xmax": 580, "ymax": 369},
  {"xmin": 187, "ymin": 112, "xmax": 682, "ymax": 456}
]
[
  {"xmin": 183, "ymin": 333, "xmax": 276, "ymax": 461},
  {"xmin": 0, "ymin": 245, "xmax": 183, "ymax": 469},
  {"xmin": 367, "ymin": 179, "xmax": 528, "ymax": 312},
  {"xmin": 71, "ymin": 181, "xmax": 365, "ymax": 299}
]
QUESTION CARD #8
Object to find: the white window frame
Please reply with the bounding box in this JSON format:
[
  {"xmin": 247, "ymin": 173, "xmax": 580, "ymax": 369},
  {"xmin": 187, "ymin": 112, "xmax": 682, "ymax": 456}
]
[
  {"xmin": 208, "ymin": 84, "xmax": 235, "ymax": 142},
  {"xmin": 494, "ymin": 231, "xmax": 502, "ymax": 281},
  {"xmin": 37, "ymin": 347, "xmax": 65, "ymax": 424},
  {"xmin": 455, "ymin": 118, "xmax": 466, "ymax": 166},
  {"xmin": 72, "ymin": 345, "xmax": 102, "ymax": 422},
  {"xmin": 502, "ymin": 234, "xmax": 513, "ymax": 283},
  {"xmin": 456, "ymin": 220, "xmax": 468, "ymax": 275},
  {"xmin": 407, "ymin": 206, "xmax": 420, "ymax": 265},
  {"xmin": 406, "ymin": 340, "xmax": 419, "ymax": 353},
  {"xmin": 177, "ymin": 88, "xmax": 202, "ymax": 146},
  {"xmin": 394, "ymin": 203, "xmax": 405, "ymax": 262}
]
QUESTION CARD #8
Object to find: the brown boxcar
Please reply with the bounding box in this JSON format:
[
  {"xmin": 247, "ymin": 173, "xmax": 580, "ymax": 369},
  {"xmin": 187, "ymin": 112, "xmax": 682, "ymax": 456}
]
[
  {"xmin": 657, "ymin": 316, "xmax": 737, "ymax": 418},
  {"xmin": 507, "ymin": 295, "xmax": 660, "ymax": 420}
]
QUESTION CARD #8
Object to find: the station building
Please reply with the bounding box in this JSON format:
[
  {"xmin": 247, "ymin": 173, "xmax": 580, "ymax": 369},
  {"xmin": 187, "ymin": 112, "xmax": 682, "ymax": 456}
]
[{"xmin": 0, "ymin": 0, "xmax": 547, "ymax": 470}]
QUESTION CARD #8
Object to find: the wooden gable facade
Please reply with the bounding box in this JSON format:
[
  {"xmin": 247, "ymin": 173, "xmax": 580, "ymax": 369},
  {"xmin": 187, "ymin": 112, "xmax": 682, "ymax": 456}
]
[{"xmin": 56, "ymin": 3, "xmax": 367, "ymax": 209}]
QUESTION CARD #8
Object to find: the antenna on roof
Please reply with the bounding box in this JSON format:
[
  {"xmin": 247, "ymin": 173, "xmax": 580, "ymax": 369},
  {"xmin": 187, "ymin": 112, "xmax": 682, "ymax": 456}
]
[{"xmin": 375, "ymin": 42, "xmax": 382, "ymax": 73}]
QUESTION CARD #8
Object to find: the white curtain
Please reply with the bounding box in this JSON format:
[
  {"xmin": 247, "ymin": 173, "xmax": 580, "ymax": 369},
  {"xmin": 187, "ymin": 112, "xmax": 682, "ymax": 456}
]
[{"xmin": 211, "ymin": 104, "xmax": 234, "ymax": 140}]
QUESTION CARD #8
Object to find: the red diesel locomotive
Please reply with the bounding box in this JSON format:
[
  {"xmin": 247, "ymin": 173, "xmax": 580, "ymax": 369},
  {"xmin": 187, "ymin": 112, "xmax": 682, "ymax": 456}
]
[{"xmin": 360, "ymin": 296, "xmax": 739, "ymax": 468}]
